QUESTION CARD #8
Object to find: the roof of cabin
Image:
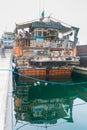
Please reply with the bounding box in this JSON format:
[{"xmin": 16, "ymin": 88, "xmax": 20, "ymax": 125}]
[{"xmin": 15, "ymin": 17, "xmax": 73, "ymax": 34}]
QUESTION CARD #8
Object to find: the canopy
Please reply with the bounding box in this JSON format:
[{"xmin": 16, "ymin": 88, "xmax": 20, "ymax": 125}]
[{"xmin": 15, "ymin": 17, "xmax": 73, "ymax": 34}]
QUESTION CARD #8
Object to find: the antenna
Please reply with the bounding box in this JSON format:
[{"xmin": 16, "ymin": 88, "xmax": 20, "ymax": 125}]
[
  {"xmin": 39, "ymin": 0, "xmax": 41, "ymax": 18},
  {"xmin": 43, "ymin": 0, "xmax": 45, "ymax": 12}
]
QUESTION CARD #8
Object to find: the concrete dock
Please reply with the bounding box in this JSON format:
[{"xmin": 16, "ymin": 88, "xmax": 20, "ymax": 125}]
[{"xmin": 0, "ymin": 50, "xmax": 13, "ymax": 130}]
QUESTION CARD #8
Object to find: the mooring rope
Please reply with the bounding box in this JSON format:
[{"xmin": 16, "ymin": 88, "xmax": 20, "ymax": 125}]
[{"xmin": 0, "ymin": 68, "xmax": 87, "ymax": 86}]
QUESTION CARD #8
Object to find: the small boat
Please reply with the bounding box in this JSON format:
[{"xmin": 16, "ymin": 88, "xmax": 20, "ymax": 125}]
[
  {"xmin": 13, "ymin": 16, "xmax": 80, "ymax": 79},
  {"xmin": 73, "ymin": 66, "xmax": 87, "ymax": 75},
  {"xmin": 72, "ymin": 45, "xmax": 87, "ymax": 75},
  {"xmin": 76, "ymin": 45, "xmax": 87, "ymax": 66}
]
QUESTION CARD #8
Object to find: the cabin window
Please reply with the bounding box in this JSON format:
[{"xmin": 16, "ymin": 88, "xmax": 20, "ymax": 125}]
[
  {"xmin": 36, "ymin": 31, "xmax": 38, "ymax": 36},
  {"xmin": 43, "ymin": 31, "xmax": 46, "ymax": 36},
  {"xmin": 32, "ymin": 31, "xmax": 34, "ymax": 37},
  {"xmin": 38, "ymin": 31, "xmax": 42, "ymax": 36},
  {"xmin": 50, "ymin": 31, "xmax": 55, "ymax": 36}
]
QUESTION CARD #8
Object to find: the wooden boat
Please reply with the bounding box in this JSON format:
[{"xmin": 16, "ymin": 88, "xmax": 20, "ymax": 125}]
[{"xmin": 13, "ymin": 16, "xmax": 80, "ymax": 78}]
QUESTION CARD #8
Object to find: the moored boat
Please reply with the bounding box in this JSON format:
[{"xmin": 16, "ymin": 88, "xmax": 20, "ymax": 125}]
[
  {"xmin": 73, "ymin": 66, "xmax": 87, "ymax": 75},
  {"xmin": 72, "ymin": 45, "xmax": 87, "ymax": 75},
  {"xmin": 13, "ymin": 16, "xmax": 80, "ymax": 79}
]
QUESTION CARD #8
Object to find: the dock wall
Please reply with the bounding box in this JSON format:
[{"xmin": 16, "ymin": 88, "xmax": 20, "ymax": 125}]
[{"xmin": 0, "ymin": 51, "xmax": 13, "ymax": 130}]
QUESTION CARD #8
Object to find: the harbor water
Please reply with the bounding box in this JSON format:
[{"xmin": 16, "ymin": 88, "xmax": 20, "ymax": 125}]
[{"xmin": 12, "ymin": 73, "xmax": 87, "ymax": 130}]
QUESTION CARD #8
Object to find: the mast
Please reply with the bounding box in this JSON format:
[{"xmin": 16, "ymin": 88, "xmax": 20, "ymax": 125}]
[{"xmin": 39, "ymin": 0, "xmax": 45, "ymax": 20}]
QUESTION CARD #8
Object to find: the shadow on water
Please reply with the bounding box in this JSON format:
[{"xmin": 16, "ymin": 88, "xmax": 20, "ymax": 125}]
[{"xmin": 12, "ymin": 72, "xmax": 87, "ymax": 130}]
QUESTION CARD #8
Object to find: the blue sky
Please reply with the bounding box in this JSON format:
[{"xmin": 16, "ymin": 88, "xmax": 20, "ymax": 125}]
[{"xmin": 0, "ymin": 0, "xmax": 87, "ymax": 44}]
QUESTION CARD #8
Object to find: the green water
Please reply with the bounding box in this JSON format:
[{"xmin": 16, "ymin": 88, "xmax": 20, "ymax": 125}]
[{"xmin": 13, "ymin": 73, "xmax": 87, "ymax": 130}]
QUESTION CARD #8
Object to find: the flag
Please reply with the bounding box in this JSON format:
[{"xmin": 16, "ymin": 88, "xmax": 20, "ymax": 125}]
[{"xmin": 41, "ymin": 11, "xmax": 44, "ymax": 18}]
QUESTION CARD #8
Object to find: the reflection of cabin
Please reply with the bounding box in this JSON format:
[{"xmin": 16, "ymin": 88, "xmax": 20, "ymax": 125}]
[
  {"xmin": 14, "ymin": 84, "xmax": 76, "ymax": 124},
  {"xmin": 14, "ymin": 97, "xmax": 73, "ymax": 124}
]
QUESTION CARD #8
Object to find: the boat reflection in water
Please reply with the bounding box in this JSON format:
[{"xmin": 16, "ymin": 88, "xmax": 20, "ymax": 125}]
[
  {"xmin": 12, "ymin": 72, "xmax": 87, "ymax": 130},
  {"xmin": 13, "ymin": 81, "xmax": 79, "ymax": 130}
]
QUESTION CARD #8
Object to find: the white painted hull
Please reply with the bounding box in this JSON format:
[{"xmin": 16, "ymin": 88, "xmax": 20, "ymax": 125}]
[{"xmin": 73, "ymin": 66, "xmax": 87, "ymax": 75}]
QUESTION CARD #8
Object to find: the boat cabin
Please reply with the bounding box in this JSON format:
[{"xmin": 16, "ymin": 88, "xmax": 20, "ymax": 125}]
[{"xmin": 15, "ymin": 17, "xmax": 79, "ymax": 58}]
